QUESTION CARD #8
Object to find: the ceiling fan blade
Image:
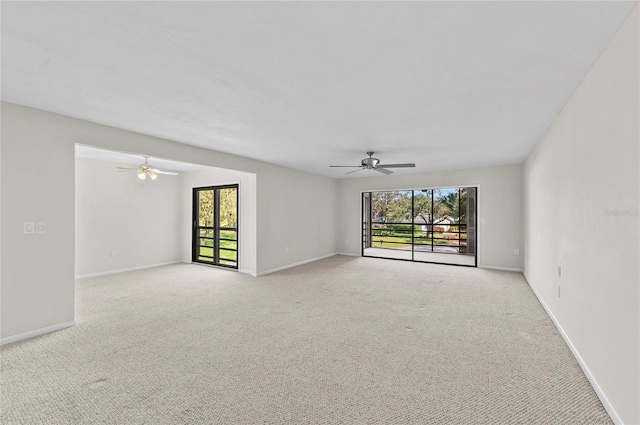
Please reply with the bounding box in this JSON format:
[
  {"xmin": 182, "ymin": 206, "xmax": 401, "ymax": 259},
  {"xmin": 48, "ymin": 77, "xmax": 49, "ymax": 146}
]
[
  {"xmin": 375, "ymin": 168, "xmax": 393, "ymax": 175},
  {"xmin": 376, "ymin": 163, "xmax": 415, "ymax": 168},
  {"xmin": 155, "ymin": 170, "xmax": 178, "ymax": 175},
  {"xmin": 329, "ymin": 165, "xmax": 361, "ymax": 168},
  {"xmin": 345, "ymin": 167, "xmax": 366, "ymax": 175},
  {"xmin": 116, "ymin": 166, "xmax": 139, "ymax": 170}
]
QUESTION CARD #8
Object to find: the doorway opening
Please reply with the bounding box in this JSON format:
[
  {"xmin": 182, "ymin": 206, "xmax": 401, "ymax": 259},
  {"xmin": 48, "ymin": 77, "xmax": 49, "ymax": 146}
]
[
  {"xmin": 361, "ymin": 187, "xmax": 477, "ymax": 266},
  {"xmin": 192, "ymin": 184, "xmax": 239, "ymax": 269}
]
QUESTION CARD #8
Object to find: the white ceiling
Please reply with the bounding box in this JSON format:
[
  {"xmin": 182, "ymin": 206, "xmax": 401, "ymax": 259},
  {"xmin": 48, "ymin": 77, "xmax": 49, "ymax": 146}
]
[
  {"xmin": 2, "ymin": 1, "xmax": 636, "ymax": 178},
  {"xmin": 75, "ymin": 145, "xmax": 205, "ymax": 173}
]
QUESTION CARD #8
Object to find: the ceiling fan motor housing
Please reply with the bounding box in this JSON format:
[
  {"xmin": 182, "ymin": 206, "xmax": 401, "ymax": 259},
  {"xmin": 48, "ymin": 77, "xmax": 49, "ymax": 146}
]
[{"xmin": 362, "ymin": 157, "xmax": 379, "ymax": 169}]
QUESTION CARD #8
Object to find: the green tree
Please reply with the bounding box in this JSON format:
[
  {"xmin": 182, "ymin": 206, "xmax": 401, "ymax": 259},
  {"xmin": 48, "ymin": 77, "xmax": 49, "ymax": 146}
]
[
  {"xmin": 387, "ymin": 191, "xmax": 412, "ymax": 223},
  {"xmin": 370, "ymin": 189, "xmax": 463, "ymax": 239},
  {"xmin": 371, "ymin": 191, "xmax": 413, "ymax": 223},
  {"xmin": 198, "ymin": 190, "xmax": 215, "ymax": 243},
  {"xmin": 371, "ymin": 192, "xmax": 396, "ymax": 223},
  {"xmin": 414, "ymin": 189, "xmax": 460, "ymax": 238},
  {"xmin": 219, "ymin": 188, "xmax": 237, "ymax": 228}
]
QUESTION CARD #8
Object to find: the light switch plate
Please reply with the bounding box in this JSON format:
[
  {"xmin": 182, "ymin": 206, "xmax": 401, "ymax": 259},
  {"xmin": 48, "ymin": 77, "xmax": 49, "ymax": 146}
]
[
  {"xmin": 36, "ymin": 222, "xmax": 47, "ymax": 234},
  {"xmin": 24, "ymin": 222, "xmax": 35, "ymax": 234}
]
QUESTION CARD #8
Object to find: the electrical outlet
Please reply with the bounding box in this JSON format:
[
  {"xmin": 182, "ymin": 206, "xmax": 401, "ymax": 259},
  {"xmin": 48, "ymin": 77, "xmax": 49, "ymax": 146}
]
[
  {"xmin": 514, "ymin": 249, "xmax": 519, "ymax": 255},
  {"xmin": 110, "ymin": 250, "xmax": 117, "ymax": 257},
  {"xmin": 24, "ymin": 222, "xmax": 35, "ymax": 234},
  {"xmin": 36, "ymin": 222, "xmax": 47, "ymax": 234}
]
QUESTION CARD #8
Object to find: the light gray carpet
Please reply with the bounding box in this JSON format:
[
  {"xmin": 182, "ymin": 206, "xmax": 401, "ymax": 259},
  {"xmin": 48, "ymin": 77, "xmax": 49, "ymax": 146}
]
[{"xmin": 1, "ymin": 255, "xmax": 611, "ymax": 424}]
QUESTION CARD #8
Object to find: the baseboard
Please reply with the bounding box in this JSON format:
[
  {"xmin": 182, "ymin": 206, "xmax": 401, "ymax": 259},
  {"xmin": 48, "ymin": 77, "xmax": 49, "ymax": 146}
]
[
  {"xmin": 336, "ymin": 252, "xmax": 360, "ymax": 257},
  {"xmin": 1, "ymin": 321, "xmax": 76, "ymax": 346},
  {"xmin": 523, "ymin": 275, "xmax": 621, "ymax": 425},
  {"xmin": 337, "ymin": 255, "xmax": 523, "ymax": 271},
  {"xmin": 184, "ymin": 261, "xmax": 257, "ymax": 277},
  {"xmin": 479, "ymin": 265, "xmax": 523, "ymax": 272},
  {"xmin": 255, "ymin": 253, "xmax": 337, "ymax": 276},
  {"xmin": 75, "ymin": 261, "xmax": 183, "ymax": 279}
]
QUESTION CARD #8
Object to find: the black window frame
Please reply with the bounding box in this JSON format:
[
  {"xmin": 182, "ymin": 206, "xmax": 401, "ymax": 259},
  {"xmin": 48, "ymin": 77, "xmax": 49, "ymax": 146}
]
[{"xmin": 192, "ymin": 184, "xmax": 239, "ymax": 270}]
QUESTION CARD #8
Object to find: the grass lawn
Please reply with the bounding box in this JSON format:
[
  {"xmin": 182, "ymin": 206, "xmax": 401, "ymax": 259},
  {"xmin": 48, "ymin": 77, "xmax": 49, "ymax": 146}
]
[
  {"xmin": 199, "ymin": 229, "xmax": 237, "ymax": 240},
  {"xmin": 198, "ymin": 246, "xmax": 236, "ymax": 261},
  {"xmin": 371, "ymin": 231, "xmax": 466, "ymax": 249}
]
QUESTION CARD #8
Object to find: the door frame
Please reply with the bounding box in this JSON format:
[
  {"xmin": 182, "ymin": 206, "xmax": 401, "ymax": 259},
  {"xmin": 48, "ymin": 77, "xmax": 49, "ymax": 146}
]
[
  {"xmin": 192, "ymin": 184, "xmax": 239, "ymax": 270},
  {"xmin": 359, "ymin": 185, "xmax": 479, "ymax": 267}
]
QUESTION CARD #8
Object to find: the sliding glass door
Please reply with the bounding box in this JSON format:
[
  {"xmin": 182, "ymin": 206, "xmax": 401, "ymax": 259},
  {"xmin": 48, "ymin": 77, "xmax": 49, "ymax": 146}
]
[
  {"xmin": 362, "ymin": 187, "xmax": 477, "ymax": 266},
  {"xmin": 192, "ymin": 185, "xmax": 238, "ymax": 269}
]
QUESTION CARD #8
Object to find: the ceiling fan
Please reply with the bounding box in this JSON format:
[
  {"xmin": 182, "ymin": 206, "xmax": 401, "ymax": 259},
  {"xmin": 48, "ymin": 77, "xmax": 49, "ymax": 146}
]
[
  {"xmin": 117, "ymin": 156, "xmax": 178, "ymax": 180},
  {"xmin": 329, "ymin": 152, "xmax": 415, "ymax": 175}
]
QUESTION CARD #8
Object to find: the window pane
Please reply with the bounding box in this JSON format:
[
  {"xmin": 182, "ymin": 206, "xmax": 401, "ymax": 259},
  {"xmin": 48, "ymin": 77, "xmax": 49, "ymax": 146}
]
[
  {"xmin": 198, "ymin": 190, "xmax": 214, "ymax": 228},
  {"xmin": 219, "ymin": 188, "xmax": 237, "ymax": 229},
  {"xmin": 460, "ymin": 187, "xmax": 476, "ymax": 255}
]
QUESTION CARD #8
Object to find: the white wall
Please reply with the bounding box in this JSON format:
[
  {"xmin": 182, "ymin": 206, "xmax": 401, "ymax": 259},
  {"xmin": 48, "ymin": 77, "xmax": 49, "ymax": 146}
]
[
  {"xmin": 1, "ymin": 106, "xmax": 75, "ymax": 341},
  {"xmin": 1, "ymin": 102, "xmax": 338, "ymax": 341},
  {"xmin": 337, "ymin": 164, "xmax": 523, "ymax": 270},
  {"xmin": 255, "ymin": 165, "xmax": 338, "ymax": 274},
  {"xmin": 182, "ymin": 167, "xmax": 257, "ymax": 275},
  {"xmin": 75, "ymin": 157, "xmax": 184, "ymax": 277},
  {"xmin": 524, "ymin": 7, "xmax": 639, "ymax": 424}
]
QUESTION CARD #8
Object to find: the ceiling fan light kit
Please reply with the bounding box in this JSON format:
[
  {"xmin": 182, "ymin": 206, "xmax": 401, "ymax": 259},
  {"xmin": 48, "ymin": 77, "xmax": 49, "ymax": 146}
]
[
  {"xmin": 117, "ymin": 156, "xmax": 178, "ymax": 181},
  {"xmin": 329, "ymin": 152, "xmax": 415, "ymax": 175},
  {"xmin": 137, "ymin": 168, "xmax": 158, "ymax": 180}
]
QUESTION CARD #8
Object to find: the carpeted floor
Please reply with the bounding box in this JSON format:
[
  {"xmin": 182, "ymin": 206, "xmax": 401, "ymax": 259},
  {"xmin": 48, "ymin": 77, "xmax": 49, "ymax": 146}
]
[{"xmin": 1, "ymin": 255, "xmax": 611, "ymax": 424}]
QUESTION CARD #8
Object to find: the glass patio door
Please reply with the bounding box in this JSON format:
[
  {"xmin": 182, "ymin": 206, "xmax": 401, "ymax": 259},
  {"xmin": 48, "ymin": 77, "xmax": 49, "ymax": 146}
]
[
  {"xmin": 192, "ymin": 184, "xmax": 238, "ymax": 269},
  {"xmin": 362, "ymin": 192, "xmax": 372, "ymax": 249},
  {"xmin": 362, "ymin": 187, "xmax": 477, "ymax": 267}
]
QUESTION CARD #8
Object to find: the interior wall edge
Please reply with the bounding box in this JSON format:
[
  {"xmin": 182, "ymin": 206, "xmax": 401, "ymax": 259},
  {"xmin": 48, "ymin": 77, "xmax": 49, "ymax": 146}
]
[
  {"xmin": 74, "ymin": 260, "xmax": 184, "ymax": 280},
  {"xmin": 477, "ymin": 266, "xmax": 523, "ymax": 273},
  {"xmin": 0, "ymin": 321, "xmax": 76, "ymax": 347},
  {"xmin": 254, "ymin": 252, "xmax": 338, "ymax": 277}
]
